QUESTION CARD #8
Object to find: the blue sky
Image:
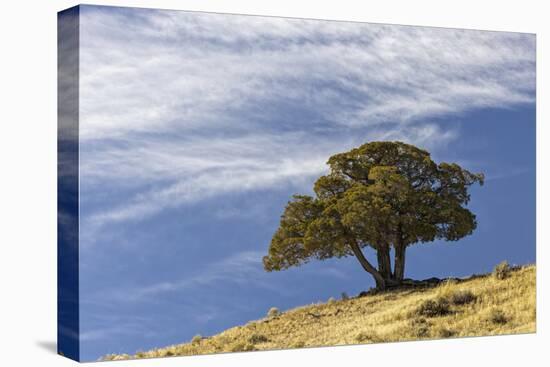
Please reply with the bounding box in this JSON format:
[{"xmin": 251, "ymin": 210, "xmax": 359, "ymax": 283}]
[{"xmin": 75, "ymin": 5, "xmax": 535, "ymax": 361}]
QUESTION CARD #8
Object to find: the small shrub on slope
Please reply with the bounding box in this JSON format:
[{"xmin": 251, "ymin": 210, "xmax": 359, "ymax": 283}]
[
  {"xmin": 409, "ymin": 318, "xmax": 431, "ymax": 338},
  {"xmin": 267, "ymin": 307, "xmax": 281, "ymax": 318},
  {"xmin": 489, "ymin": 309, "xmax": 508, "ymax": 325},
  {"xmin": 293, "ymin": 340, "xmax": 306, "ymax": 348},
  {"xmin": 355, "ymin": 331, "xmax": 384, "ymax": 343},
  {"xmin": 436, "ymin": 327, "xmax": 457, "ymax": 338},
  {"xmin": 191, "ymin": 335, "xmax": 202, "ymax": 345},
  {"xmin": 450, "ymin": 290, "xmax": 477, "ymax": 306},
  {"xmin": 415, "ymin": 297, "xmax": 452, "ymax": 317},
  {"xmin": 230, "ymin": 342, "xmax": 256, "ymax": 352},
  {"xmin": 248, "ymin": 333, "xmax": 269, "ymax": 344},
  {"xmin": 494, "ymin": 261, "xmax": 511, "ymax": 280}
]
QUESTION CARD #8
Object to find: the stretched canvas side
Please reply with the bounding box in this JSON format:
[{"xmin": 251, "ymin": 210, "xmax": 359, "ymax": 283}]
[{"xmin": 57, "ymin": 5, "xmax": 80, "ymax": 362}]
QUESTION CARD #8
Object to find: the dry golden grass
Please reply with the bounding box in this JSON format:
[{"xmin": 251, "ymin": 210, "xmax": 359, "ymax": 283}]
[{"xmin": 102, "ymin": 264, "xmax": 535, "ymax": 361}]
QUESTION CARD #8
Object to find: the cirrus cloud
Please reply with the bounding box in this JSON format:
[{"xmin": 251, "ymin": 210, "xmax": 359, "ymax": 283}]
[{"xmin": 77, "ymin": 6, "xmax": 535, "ymax": 238}]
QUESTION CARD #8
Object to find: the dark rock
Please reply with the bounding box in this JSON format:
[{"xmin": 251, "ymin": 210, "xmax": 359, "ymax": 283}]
[
  {"xmin": 422, "ymin": 277, "xmax": 442, "ymax": 284},
  {"xmin": 356, "ymin": 277, "xmax": 446, "ymax": 297}
]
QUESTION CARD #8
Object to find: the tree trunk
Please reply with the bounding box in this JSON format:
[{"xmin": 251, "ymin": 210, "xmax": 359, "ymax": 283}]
[
  {"xmin": 376, "ymin": 244, "xmax": 392, "ymax": 280},
  {"xmin": 349, "ymin": 240, "xmax": 387, "ymax": 290},
  {"xmin": 394, "ymin": 244, "xmax": 406, "ymax": 282},
  {"xmin": 374, "ymin": 278, "xmax": 386, "ymax": 290}
]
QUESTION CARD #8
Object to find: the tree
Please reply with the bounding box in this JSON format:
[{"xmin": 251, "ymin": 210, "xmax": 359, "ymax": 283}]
[{"xmin": 263, "ymin": 141, "xmax": 484, "ymax": 290}]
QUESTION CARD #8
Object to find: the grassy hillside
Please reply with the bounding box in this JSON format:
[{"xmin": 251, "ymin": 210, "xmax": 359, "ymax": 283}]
[{"xmin": 103, "ymin": 263, "xmax": 535, "ymax": 361}]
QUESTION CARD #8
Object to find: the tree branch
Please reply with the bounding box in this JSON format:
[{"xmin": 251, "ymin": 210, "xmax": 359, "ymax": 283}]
[{"xmin": 348, "ymin": 239, "xmax": 386, "ymax": 288}]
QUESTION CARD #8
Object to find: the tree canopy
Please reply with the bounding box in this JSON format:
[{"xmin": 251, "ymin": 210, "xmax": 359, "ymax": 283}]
[{"xmin": 263, "ymin": 141, "xmax": 484, "ymax": 290}]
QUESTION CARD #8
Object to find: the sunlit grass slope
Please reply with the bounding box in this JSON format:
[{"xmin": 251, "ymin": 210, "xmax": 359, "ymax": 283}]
[{"xmin": 103, "ymin": 263, "xmax": 535, "ymax": 361}]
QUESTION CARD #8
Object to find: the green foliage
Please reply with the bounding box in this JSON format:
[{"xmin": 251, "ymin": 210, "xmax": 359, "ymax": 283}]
[
  {"xmin": 494, "ymin": 261, "xmax": 511, "ymax": 280},
  {"xmin": 263, "ymin": 141, "xmax": 483, "ymax": 288}
]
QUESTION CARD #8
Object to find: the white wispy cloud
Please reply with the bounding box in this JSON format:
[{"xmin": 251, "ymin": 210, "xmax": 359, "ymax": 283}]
[
  {"xmin": 77, "ymin": 6, "xmax": 535, "ymax": 235},
  {"xmin": 484, "ymin": 167, "xmax": 532, "ymax": 181},
  {"xmin": 81, "ymin": 125, "xmax": 454, "ymax": 234},
  {"xmin": 80, "ymin": 324, "xmax": 150, "ymax": 342},
  {"xmin": 99, "ymin": 250, "xmax": 276, "ymax": 303},
  {"xmin": 87, "ymin": 250, "xmax": 352, "ymax": 308}
]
